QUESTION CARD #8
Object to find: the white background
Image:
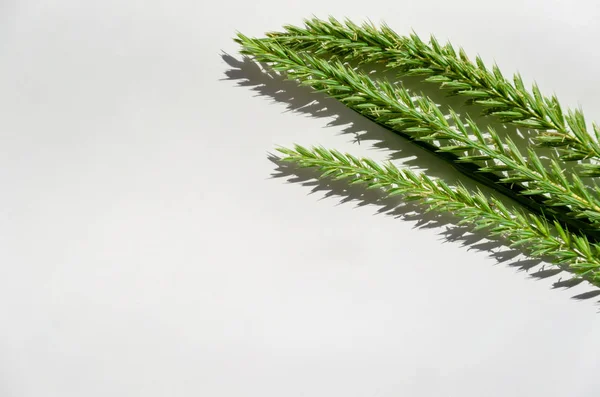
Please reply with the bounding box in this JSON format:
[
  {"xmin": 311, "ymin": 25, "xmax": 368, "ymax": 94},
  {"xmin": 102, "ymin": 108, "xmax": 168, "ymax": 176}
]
[{"xmin": 1, "ymin": 1, "xmax": 600, "ymax": 396}]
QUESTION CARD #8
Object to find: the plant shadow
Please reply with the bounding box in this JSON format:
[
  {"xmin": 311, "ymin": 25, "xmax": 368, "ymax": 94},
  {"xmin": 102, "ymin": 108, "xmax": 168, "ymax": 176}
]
[{"xmin": 222, "ymin": 52, "xmax": 600, "ymax": 305}]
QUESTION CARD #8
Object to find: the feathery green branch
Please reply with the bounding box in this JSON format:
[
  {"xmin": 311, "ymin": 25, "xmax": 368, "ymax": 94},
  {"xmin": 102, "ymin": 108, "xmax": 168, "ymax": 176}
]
[
  {"xmin": 262, "ymin": 17, "xmax": 600, "ymax": 175},
  {"xmin": 235, "ymin": 34, "xmax": 600, "ymax": 239},
  {"xmin": 277, "ymin": 144, "xmax": 600, "ymax": 287}
]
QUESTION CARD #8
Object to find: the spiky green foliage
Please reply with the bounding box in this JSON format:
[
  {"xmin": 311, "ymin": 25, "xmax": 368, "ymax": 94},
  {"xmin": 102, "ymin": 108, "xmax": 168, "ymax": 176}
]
[
  {"xmin": 278, "ymin": 144, "xmax": 600, "ymax": 287},
  {"xmin": 235, "ymin": 34, "xmax": 600, "ymax": 239},
  {"xmin": 261, "ymin": 16, "xmax": 600, "ymax": 176}
]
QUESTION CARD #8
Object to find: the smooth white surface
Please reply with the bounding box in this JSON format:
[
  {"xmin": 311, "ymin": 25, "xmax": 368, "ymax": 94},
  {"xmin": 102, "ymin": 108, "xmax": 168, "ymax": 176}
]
[{"xmin": 1, "ymin": 1, "xmax": 600, "ymax": 396}]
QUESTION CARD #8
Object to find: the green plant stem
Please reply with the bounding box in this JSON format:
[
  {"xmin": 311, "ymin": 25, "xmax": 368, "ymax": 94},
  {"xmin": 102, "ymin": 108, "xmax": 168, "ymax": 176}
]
[
  {"xmin": 235, "ymin": 34, "xmax": 600, "ymax": 240},
  {"xmin": 263, "ymin": 17, "xmax": 600, "ymax": 176},
  {"xmin": 278, "ymin": 144, "xmax": 600, "ymax": 287}
]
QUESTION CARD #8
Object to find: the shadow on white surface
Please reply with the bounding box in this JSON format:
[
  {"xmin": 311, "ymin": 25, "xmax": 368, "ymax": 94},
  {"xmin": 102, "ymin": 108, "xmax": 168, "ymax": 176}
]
[
  {"xmin": 222, "ymin": 53, "xmax": 600, "ymax": 305},
  {"xmin": 221, "ymin": 53, "xmax": 600, "ymax": 241}
]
